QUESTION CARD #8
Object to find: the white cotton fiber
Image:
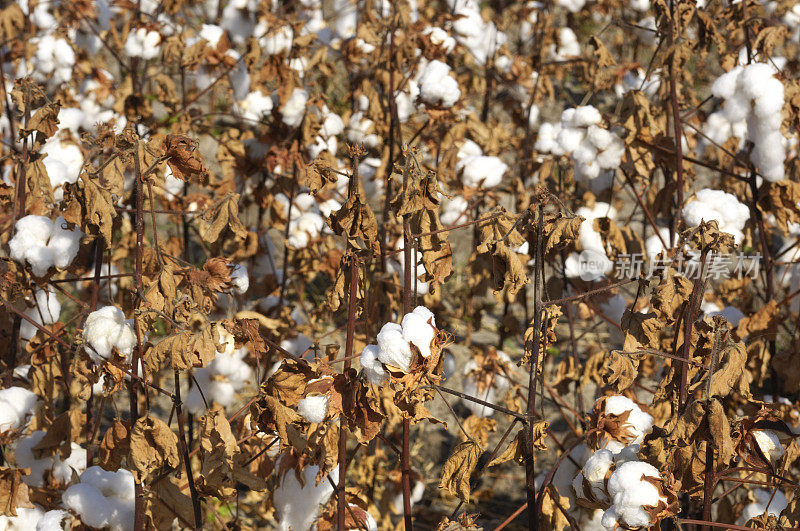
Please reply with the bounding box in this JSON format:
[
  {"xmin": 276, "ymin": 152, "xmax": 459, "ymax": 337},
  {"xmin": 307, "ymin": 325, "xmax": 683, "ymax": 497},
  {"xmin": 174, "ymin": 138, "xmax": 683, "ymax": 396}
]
[
  {"xmin": 230, "ymin": 264, "xmax": 249, "ymax": 294},
  {"xmin": 419, "ymin": 60, "xmax": 461, "ymax": 107},
  {"xmin": 281, "ymin": 88, "xmax": 309, "ymax": 128},
  {"xmin": 401, "ymin": 311, "xmax": 436, "ymax": 358},
  {"xmin": 9, "ymin": 216, "xmax": 83, "ymax": 277},
  {"xmin": 274, "ymin": 462, "xmax": 338, "ymax": 531},
  {"xmin": 376, "ymin": 322, "xmax": 412, "ymax": 372},
  {"xmin": 752, "ymin": 430, "xmax": 784, "ymax": 463},
  {"xmin": 185, "ymin": 328, "xmax": 253, "ymax": 414},
  {"xmin": 360, "ymin": 344, "xmax": 388, "ymax": 385},
  {"xmin": 0, "ymin": 387, "xmax": 40, "ymax": 434},
  {"xmin": 82, "ymin": 306, "xmax": 137, "ymax": 363},
  {"xmin": 738, "ymin": 488, "xmax": 788, "ymax": 524},
  {"xmin": 20, "ymin": 288, "xmax": 61, "ymax": 341},
  {"xmin": 682, "ymin": 189, "xmax": 750, "ymax": 244},
  {"xmin": 298, "ymin": 395, "xmax": 329, "ymax": 424}
]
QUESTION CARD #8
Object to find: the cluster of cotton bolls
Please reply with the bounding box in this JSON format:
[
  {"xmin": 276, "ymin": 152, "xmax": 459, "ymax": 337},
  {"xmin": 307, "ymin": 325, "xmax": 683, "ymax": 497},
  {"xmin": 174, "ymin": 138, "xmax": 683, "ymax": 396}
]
[
  {"xmin": 20, "ymin": 288, "xmax": 61, "ymax": 341},
  {"xmin": 9, "ymin": 215, "xmax": 83, "ymax": 277},
  {"xmin": 0, "ymin": 387, "xmax": 40, "ymax": 434},
  {"xmin": 709, "ymin": 63, "xmax": 786, "ymax": 182},
  {"xmin": 563, "ymin": 202, "xmax": 618, "ymax": 281},
  {"xmin": 535, "ymin": 106, "xmax": 625, "ymax": 193},
  {"xmin": 62, "ymin": 466, "xmax": 135, "ymax": 530},
  {"xmin": 460, "ymin": 351, "xmax": 512, "ymax": 417},
  {"xmin": 681, "ymin": 188, "xmax": 750, "ymax": 244},
  {"xmin": 185, "ymin": 327, "xmax": 254, "ymax": 414},
  {"xmin": 29, "ymin": 34, "xmax": 75, "ymax": 85},
  {"xmin": 275, "ymin": 192, "xmax": 338, "ymax": 249},
  {"xmin": 456, "ymin": 140, "xmax": 508, "ymax": 189},
  {"xmin": 447, "ymin": 0, "xmax": 507, "ymax": 65},
  {"xmin": 82, "ymin": 306, "xmax": 137, "ymax": 364},
  {"xmin": 124, "ymin": 27, "xmax": 161, "ymax": 59},
  {"xmin": 360, "ymin": 306, "xmax": 438, "ymax": 384},
  {"xmin": 13, "ymin": 431, "xmax": 86, "ymax": 487},
  {"xmin": 347, "ymin": 96, "xmax": 381, "ymax": 149},
  {"xmin": 309, "ymin": 105, "xmax": 346, "ymax": 159},
  {"xmin": 569, "ymin": 396, "xmax": 675, "ymax": 530}
]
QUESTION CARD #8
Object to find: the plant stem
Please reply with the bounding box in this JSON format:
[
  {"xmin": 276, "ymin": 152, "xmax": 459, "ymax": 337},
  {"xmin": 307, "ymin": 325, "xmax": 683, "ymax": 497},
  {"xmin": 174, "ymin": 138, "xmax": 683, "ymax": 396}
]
[{"xmin": 173, "ymin": 370, "xmax": 203, "ymax": 529}]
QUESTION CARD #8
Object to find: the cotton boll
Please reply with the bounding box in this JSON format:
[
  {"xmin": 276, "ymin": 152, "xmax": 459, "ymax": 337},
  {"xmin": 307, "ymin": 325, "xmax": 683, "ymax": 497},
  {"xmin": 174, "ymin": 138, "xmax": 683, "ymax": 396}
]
[
  {"xmin": 0, "ymin": 506, "xmax": 46, "ymax": 530},
  {"xmin": 567, "ymin": 105, "xmax": 602, "ymax": 127},
  {"xmin": 556, "ymin": 127, "xmax": 585, "ymax": 153},
  {"xmin": 13, "ymin": 432, "xmax": 51, "ymax": 486},
  {"xmin": 36, "ymin": 509, "xmax": 70, "ymax": 530},
  {"xmin": 753, "ymin": 430, "xmax": 784, "ymax": 463},
  {"xmin": 298, "ymin": 395, "xmax": 329, "ymax": 423},
  {"xmin": 360, "ymin": 344, "xmax": 388, "ymax": 385},
  {"xmin": 124, "ymin": 27, "xmax": 161, "ymax": 59},
  {"xmin": 62, "ymin": 483, "xmax": 114, "ymax": 529},
  {"xmin": 604, "ymin": 461, "xmax": 666, "ymax": 528},
  {"xmin": 82, "ymin": 306, "xmax": 137, "ymax": 363},
  {"xmin": 682, "ymin": 189, "xmax": 750, "ymax": 243},
  {"xmin": 274, "ymin": 461, "xmax": 338, "ymax": 531},
  {"xmin": 48, "ymin": 217, "xmax": 83, "ymax": 269},
  {"xmin": 738, "ymin": 488, "xmax": 788, "ymax": 525},
  {"xmin": 401, "ymin": 311, "xmax": 436, "ymax": 358},
  {"xmin": 237, "ymin": 90, "xmax": 274, "ymax": 122},
  {"xmin": 459, "ymin": 155, "xmax": 507, "ymax": 188},
  {"xmin": 20, "ymin": 288, "xmax": 61, "ymax": 340},
  {"xmin": 711, "ymin": 67, "xmax": 743, "ymax": 100},
  {"xmin": 574, "ymin": 449, "xmax": 614, "ymax": 504},
  {"xmin": 230, "ymin": 264, "xmax": 249, "ymax": 294},
  {"xmin": 440, "ymin": 195, "xmax": 469, "ymax": 226},
  {"xmin": 602, "ymin": 396, "xmax": 653, "ymax": 446},
  {"xmin": 423, "ymin": 26, "xmax": 456, "ymax": 53},
  {"xmin": 418, "ymin": 60, "xmax": 461, "ymax": 107},
  {"xmin": 280, "ymin": 88, "xmax": 309, "ymax": 128},
  {"xmin": 0, "ymin": 387, "xmax": 40, "ymax": 434},
  {"xmin": 260, "ymin": 25, "xmax": 293, "ymax": 55},
  {"xmin": 377, "ymin": 322, "xmax": 412, "ymax": 372}
]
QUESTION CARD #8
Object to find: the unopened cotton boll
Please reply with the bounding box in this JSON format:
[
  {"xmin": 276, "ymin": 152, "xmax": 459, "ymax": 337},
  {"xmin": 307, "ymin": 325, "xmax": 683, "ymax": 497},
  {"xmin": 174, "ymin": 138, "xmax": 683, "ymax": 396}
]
[
  {"xmin": 298, "ymin": 395, "xmax": 329, "ymax": 423},
  {"xmin": 0, "ymin": 387, "xmax": 39, "ymax": 434},
  {"xmin": 82, "ymin": 306, "xmax": 137, "ymax": 363},
  {"xmin": 360, "ymin": 344, "xmax": 388, "ymax": 385},
  {"xmin": 418, "ymin": 60, "xmax": 461, "ymax": 107},
  {"xmin": 280, "ymin": 88, "xmax": 309, "ymax": 128},
  {"xmin": 124, "ymin": 27, "xmax": 161, "ymax": 59},
  {"xmin": 376, "ymin": 322, "xmax": 412, "ymax": 372}
]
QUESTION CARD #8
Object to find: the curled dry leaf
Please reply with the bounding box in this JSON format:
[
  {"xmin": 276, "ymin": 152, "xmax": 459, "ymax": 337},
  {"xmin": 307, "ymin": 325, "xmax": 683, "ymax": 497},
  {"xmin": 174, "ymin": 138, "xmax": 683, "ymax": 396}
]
[{"xmin": 439, "ymin": 440, "xmax": 482, "ymax": 502}]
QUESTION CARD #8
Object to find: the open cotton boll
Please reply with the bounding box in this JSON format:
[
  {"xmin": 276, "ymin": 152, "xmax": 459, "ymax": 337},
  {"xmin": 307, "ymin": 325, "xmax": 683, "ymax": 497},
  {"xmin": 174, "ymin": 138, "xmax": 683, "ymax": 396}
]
[
  {"xmin": 185, "ymin": 332, "xmax": 253, "ymax": 414},
  {"xmin": 36, "ymin": 509, "xmax": 70, "ymax": 530},
  {"xmin": 459, "ymin": 155, "xmax": 507, "ymax": 188},
  {"xmin": 604, "ymin": 461, "xmax": 666, "ymax": 529},
  {"xmin": 124, "ymin": 27, "xmax": 161, "ymax": 59},
  {"xmin": 49, "ymin": 217, "xmax": 83, "ymax": 269},
  {"xmin": 82, "ymin": 306, "xmax": 137, "ymax": 363},
  {"xmin": 20, "ymin": 289, "xmax": 61, "ymax": 341},
  {"xmin": 423, "ymin": 26, "xmax": 456, "ymax": 53},
  {"xmin": 360, "ymin": 344, "xmax": 388, "ymax": 385},
  {"xmin": 8, "ymin": 215, "xmax": 83, "ymax": 277},
  {"xmin": 259, "ymin": 25, "xmax": 293, "ymax": 55},
  {"xmin": 738, "ymin": 488, "xmax": 788, "ymax": 525},
  {"xmin": 0, "ymin": 387, "xmax": 40, "ymax": 434},
  {"xmin": 564, "ymin": 105, "xmax": 602, "ymax": 128},
  {"xmin": 440, "ymin": 195, "xmax": 469, "ymax": 226},
  {"xmin": 280, "ymin": 88, "xmax": 309, "ymax": 128},
  {"xmin": 62, "ymin": 466, "xmax": 135, "ymax": 530},
  {"xmin": 418, "ymin": 60, "xmax": 461, "ymax": 107},
  {"xmin": 573, "ymin": 449, "xmax": 614, "ymax": 505},
  {"xmin": 0, "ymin": 506, "xmax": 45, "ymax": 530},
  {"xmin": 602, "ymin": 395, "xmax": 653, "ymax": 447},
  {"xmin": 753, "ymin": 430, "xmax": 784, "ymax": 463},
  {"xmin": 401, "ymin": 309, "xmax": 436, "ymax": 358},
  {"xmin": 377, "ymin": 322, "xmax": 412, "ymax": 372},
  {"xmin": 298, "ymin": 395, "xmax": 329, "ymax": 423},
  {"xmin": 14, "ymin": 431, "xmax": 86, "ymax": 486},
  {"xmin": 237, "ymin": 90, "xmax": 273, "ymax": 122},
  {"xmin": 274, "ymin": 462, "xmax": 338, "ymax": 531},
  {"xmin": 229, "ymin": 264, "xmax": 249, "ymax": 294},
  {"xmin": 682, "ymin": 189, "xmax": 750, "ymax": 244}
]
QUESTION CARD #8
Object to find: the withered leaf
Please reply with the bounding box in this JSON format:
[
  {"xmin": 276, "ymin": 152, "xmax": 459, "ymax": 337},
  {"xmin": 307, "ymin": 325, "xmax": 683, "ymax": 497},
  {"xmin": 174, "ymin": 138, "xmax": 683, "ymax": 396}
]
[
  {"xmin": 164, "ymin": 134, "xmax": 209, "ymax": 184},
  {"xmin": 129, "ymin": 416, "xmax": 181, "ymax": 482},
  {"xmin": 98, "ymin": 420, "xmax": 131, "ymax": 471},
  {"xmin": 145, "ymin": 323, "xmax": 223, "ymax": 372},
  {"xmin": 197, "ymin": 193, "xmax": 248, "ymax": 243},
  {"xmin": 328, "ymin": 193, "xmax": 380, "ymax": 252},
  {"xmin": 439, "ymin": 441, "xmax": 481, "ymax": 502},
  {"xmin": 0, "ymin": 468, "xmax": 35, "ymax": 516}
]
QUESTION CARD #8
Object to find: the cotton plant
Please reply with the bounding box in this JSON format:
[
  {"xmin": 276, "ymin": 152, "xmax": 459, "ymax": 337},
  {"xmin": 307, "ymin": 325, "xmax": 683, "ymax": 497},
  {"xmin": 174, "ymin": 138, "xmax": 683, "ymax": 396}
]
[
  {"xmin": 8, "ymin": 215, "xmax": 83, "ymax": 277},
  {"xmin": 681, "ymin": 188, "xmax": 750, "ymax": 244},
  {"xmin": 61, "ymin": 466, "xmax": 135, "ymax": 530},
  {"xmin": 185, "ymin": 327, "xmax": 254, "ymax": 414},
  {"xmin": 709, "ymin": 63, "xmax": 786, "ymax": 181},
  {"xmin": 535, "ymin": 106, "xmax": 625, "ymax": 193}
]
